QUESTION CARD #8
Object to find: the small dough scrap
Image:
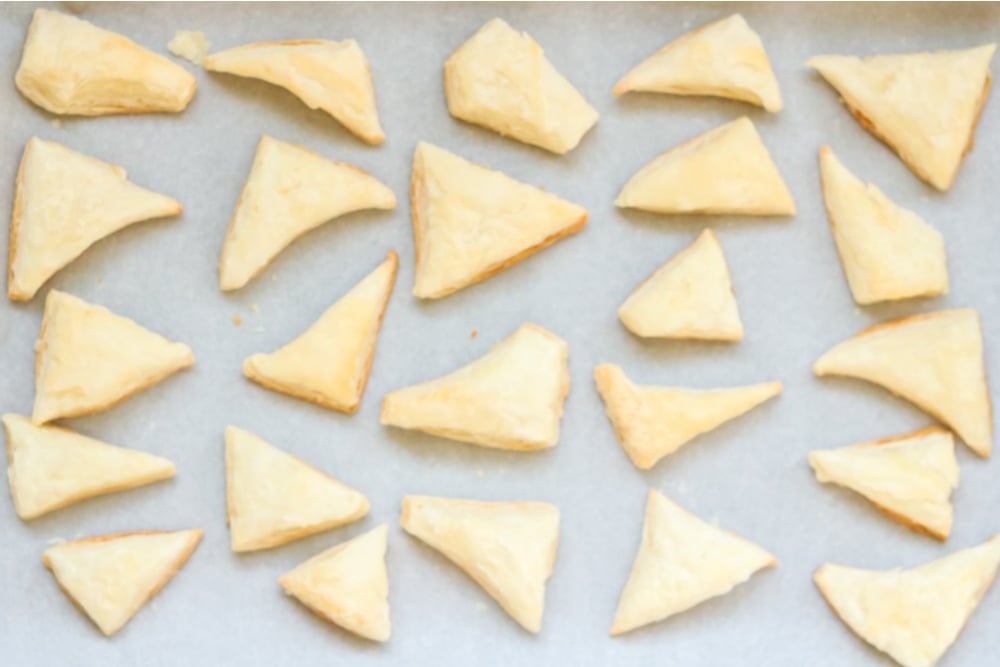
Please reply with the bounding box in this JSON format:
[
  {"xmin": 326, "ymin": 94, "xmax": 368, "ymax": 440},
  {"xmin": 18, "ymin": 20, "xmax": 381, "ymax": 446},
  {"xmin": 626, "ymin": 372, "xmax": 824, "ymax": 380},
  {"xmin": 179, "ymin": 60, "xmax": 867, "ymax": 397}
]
[
  {"xmin": 618, "ymin": 228, "xmax": 743, "ymax": 341},
  {"xmin": 225, "ymin": 426, "xmax": 369, "ymax": 552},
  {"xmin": 401, "ymin": 495, "xmax": 559, "ymax": 633},
  {"xmin": 611, "ymin": 490, "xmax": 776, "ymax": 636},
  {"xmin": 814, "ymin": 535, "xmax": 1000, "ymax": 667},
  {"xmin": 411, "ymin": 142, "xmax": 587, "ymax": 298},
  {"xmin": 15, "ymin": 9, "xmax": 196, "ymax": 115},
  {"xmin": 616, "ymin": 117, "xmax": 795, "ymax": 215},
  {"xmin": 279, "ymin": 525, "xmax": 390, "ymax": 642},
  {"xmin": 381, "ymin": 323, "xmax": 569, "ymax": 451},
  {"xmin": 814, "ymin": 309, "xmax": 991, "ymax": 457},
  {"xmin": 594, "ymin": 364, "xmax": 781, "ymax": 470},
  {"xmin": 168, "ymin": 30, "xmax": 210, "ymax": 65},
  {"xmin": 445, "ymin": 18, "xmax": 598, "ymax": 154},
  {"xmin": 33, "ymin": 290, "xmax": 194, "ymax": 425},
  {"xmin": 43, "ymin": 529, "xmax": 202, "ymax": 636}
]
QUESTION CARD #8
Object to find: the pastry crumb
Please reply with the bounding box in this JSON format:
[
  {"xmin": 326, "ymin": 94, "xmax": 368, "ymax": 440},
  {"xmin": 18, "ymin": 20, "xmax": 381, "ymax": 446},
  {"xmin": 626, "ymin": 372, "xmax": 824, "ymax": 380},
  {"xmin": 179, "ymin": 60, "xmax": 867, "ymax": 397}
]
[
  {"xmin": 168, "ymin": 31, "xmax": 211, "ymax": 65},
  {"xmin": 470, "ymin": 329, "xmax": 478, "ymax": 339},
  {"xmin": 250, "ymin": 303, "xmax": 260, "ymax": 314},
  {"xmin": 232, "ymin": 315, "xmax": 242, "ymax": 326}
]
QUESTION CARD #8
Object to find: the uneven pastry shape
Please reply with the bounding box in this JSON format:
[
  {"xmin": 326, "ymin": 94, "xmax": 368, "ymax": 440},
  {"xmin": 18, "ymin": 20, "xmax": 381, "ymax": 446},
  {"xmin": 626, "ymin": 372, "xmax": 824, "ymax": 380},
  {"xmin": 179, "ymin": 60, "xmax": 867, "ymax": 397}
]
[
  {"xmin": 618, "ymin": 229, "xmax": 743, "ymax": 340},
  {"xmin": 614, "ymin": 14, "xmax": 782, "ymax": 111},
  {"xmin": 15, "ymin": 9, "xmax": 196, "ymax": 115},
  {"xmin": 615, "ymin": 117, "xmax": 795, "ymax": 215},
  {"xmin": 43, "ymin": 529, "xmax": 202, "ymax": 636},
  {"xmin": 809, "ymin": 427, "xmax": 958, "ymax": 540},
  {"xmin": 594, "ymin": 364, "xmax": 781, "ymax": 470},
  {"xmin": 225, "ymin": 426, "xmax": 369, "ymax": 552},
  {"xmin": 204, "ymin": 39, "xmax": 384, "ymax": 144},
  {"xmin": 411, "ymin": 142, "xmax": 587, "ymax": 298},
  {"xmin": 381, "ymin": 324, "xmax": 569, "ymax": 451},
  {"xmin": 33, "ymin": 291, "xmax": 194, "ymax": 425},
  {"xmin": 168, "ymin": 31, "xmax": 211, "ymax": 66},
  {"xmin": 243, "ymin": 252, "xmax": 397, "ymax": 413},
  {"xmin": 219, "ymin": 136, "xmax": 396, "ymax": 291},
  {"xmin": 279, "ymin": 525, "xmax": 390, "ymax": 642},
  {"xmin": 819, "ymin": 146, "xmax": 947, "ymax": 304},
  {"xmin": 814, "ymin": 309, "xmax": 991, "ymax": 457},
  {"xmin": 444, "ymin": 18, "xmax": 598, "ymax": 154},
  {"xmin": 401, "ymin": 495, "xmax": 559, "ymax": 633},
  {"xmin": 808, "ymin": 44, "xmax": 996, "ymax": 190},
  {"xmin": 814, "ymin": 535, "xmax": 1000, "ymax": 667},
  {"xmin": 3, "ymin": 414, "xmax": 174, "ymax": 520},
  {"xmin": 9, "ymin": 137, "xmax": 182, "ymax": 301},
  {"xmin": 611, "ymin": 490, "xmax": 776, "ymax": 636}
]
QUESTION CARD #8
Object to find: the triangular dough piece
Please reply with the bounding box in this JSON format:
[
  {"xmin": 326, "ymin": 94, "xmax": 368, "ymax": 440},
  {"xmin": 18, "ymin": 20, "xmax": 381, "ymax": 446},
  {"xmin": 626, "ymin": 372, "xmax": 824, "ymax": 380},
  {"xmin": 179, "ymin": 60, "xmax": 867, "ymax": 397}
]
[
  {"xmin": 33, "ymin": 291, "xmax": 194, "ymax": 425},
  {"xmin": 809, "ymin": 426, "xmax": 958, "ymax": 540},
  {"xmin": 614, "ymin": 14, "xmax": 782, "ymax": 112},
  {"xmin": 15, "ymin": 9, "xmax": 196, "ymax": 116},
  {"xmin": 611, "ymin": 490, "xmax": 776, "ymax": 636},
  {"xmin": 819, "ymin": 146, "xmax": 948, "ymax": 304},
  {"xmin": 3, "ymin": 414, "xmax": 175, "ymax": 520},
  {"xmin": 618, "ymin": 229, "xmax": 743, "ymax": 340},
  {"xmin": 9, "ymin": 137, "xmax": 183, "ymax": 301},
  {"xmin": 225, "ymin": 426, "xmax": 369, "ymax": 552},
  {"xmin": 814, "ymin": 535, "xmax": 1000, "ymax": 667},
  {"xmin": 808, "ymin": 45, "xmax": 996, "ymax": 191},
  {"xmin": 411, "ymin": 142, "xmax": 587, "ymax": 298},
  {"xmin": 615, "ymin": 117, "xmax": 795, "ymax": 215},
  {"xmin": 594, "ymin": 364, "xmax": 781, "ymax": 470},
  {"xmin": 219, "ymin": 136, "xmax": 396, "ymax": 291},
  {"xmin": 204, "ymin": 39, "xmax": 384, "ymax": 144},
  {"xmin": 43, "ymin": 529, "xmax": 202, "ymax": 636},
  {"xmin": 401, "ymin": 495, "xmax": 560, "ymax": 633},
  {"xmin": 814, "ymin": 309, "xmax": 991, "ymax": 457},
  {"xmin": 279, "ymin": 525, "xmax": 390, "ymax": 642},
  {"xmin": 381, "ymin": 324, "xmax": 569, "ymax": 450},
  {"xmin": 244, "ymin": 252, "xmax": 397, "ymax": 413},
  {"xmin": 444, "ymin": 18, "xmax": 598, "ymax": 154}
]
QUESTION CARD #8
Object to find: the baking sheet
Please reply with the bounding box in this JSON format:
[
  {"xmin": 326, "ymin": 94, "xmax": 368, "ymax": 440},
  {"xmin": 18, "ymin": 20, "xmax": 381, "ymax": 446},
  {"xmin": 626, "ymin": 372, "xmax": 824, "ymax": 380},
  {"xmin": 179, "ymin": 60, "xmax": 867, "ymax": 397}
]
[{"xmin": 2, "ymin": 2, "xmax": 1000, "ymax": 665}]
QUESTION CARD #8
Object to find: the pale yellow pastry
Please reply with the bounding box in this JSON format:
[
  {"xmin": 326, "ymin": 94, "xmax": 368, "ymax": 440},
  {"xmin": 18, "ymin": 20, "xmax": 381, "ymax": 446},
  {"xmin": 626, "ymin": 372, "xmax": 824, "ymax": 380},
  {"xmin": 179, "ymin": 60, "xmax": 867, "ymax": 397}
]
[
  {"xmin": 814, "ymin": 309, "xmax": 991, "ymax": 457},
  {"xmin": 168, "ymin": 31, "xmax": 211, "ymax": 66},
  {"xmin": 15, "ymin": 9, "xmax": 196, "ymax": 115},
  {"xmin": 243, "ymin": 252, "xmax": 397, "ymax": 413},
  {"xmin": 9, "ymin": 137, "xmax": 182, "ymax": 301},
  {"xmin": 814, "ymin": 535, "xmax": 1000, "ymax": 667},
  {"xmin": 616, "ymin": 117, "xmax": 795, "ymax": 215},
  {"xmin": 381, "ymin": 324, "xmax": 569, "ymax": 451},
  {"xmin": 219, "ymin": 135, "xmax": 396, "ymax": 291},
  {"xmin": 808, "ymin": 44, "xmax": 996, "ymax": 191},
  {"xmin": 444, "ymin": 18, "xmax": 598, "ymax": 154},
  {"xmin": 33, "ymin": 291, "xmax": 194, "ymax": 425},
  {"xmin": 401, "ymin": 495, "xmax": 559, "ymax": 633},
  {"xmin": 611, "ymin": 490, "xmax": 776, "ymax": 636},
  {"xmin": 43, "ymin": 529, "xmax": 202, "ymax": 636},
  {"xmin": 594, "ymin": 364, "xmax": 781, "ymax": 470},
  {"xmin": 411, "ymin": 142, "xmax": 587, "ymax": 298}
]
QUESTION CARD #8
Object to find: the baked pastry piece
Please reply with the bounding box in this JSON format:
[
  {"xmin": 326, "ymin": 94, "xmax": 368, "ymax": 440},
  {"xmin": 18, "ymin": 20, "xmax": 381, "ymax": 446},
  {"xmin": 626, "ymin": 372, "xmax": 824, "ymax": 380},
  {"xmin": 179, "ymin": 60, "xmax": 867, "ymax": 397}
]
[
  {"xmin": 614, "ymin": 14, "xmax": 782, "ymax": 111},
  {"xmin": 618, "ymin": 228, "xmax": 742, "ymax": 340},
  {"xmin": 401, "ymin": 495, "xmax": 559, "ymax": 633},
  {"xmin": 411, "ymin": 142, "xmax": 587, "ymax": 298},
  {"xmin": 43, "ymin": 529, "xmax": 202, "ymax": 636},
  {"xmin": 808, "ymin": 44, "xmax": 996, "ymax": 191},
  {"xmin": 611, "ymin": 490, "xmax": 775, "ymax": 636},
  {"xmin": 814, "ymin": 309, "xmax": 991, "ymax": 457},
  {"xmin": 814, "ymin": 535, "xmax": 1000, "ymax": 667},
  {"xmin": 243, "ymin": 252, "xmax": 397, "ymax": 413},
  {"xmin": 615, "ymin": 117, "xmax": 795, "ymax": 215},
  {"xmin": 279, "ymin": 525, "xmax": 390, "ymax": 642},
  {"xmin": 444, "ymin": 18, "xmax": 598, "ymax": 154},
  {"xmin": 809, "ymin": 426, "xmax": 958, "ymax": 540},
  {"xmin": 33, "ymin": 291, "xmax": 194, "ymax": 425},
  {"xmin": 594, "ymin": 364, "xmax": 780, "ymax": 470},
  {"xmin": 381, "ymin": 323, "xmax": 569, "ymax": 451},
  {"xmin": 9, "ymin": 137, "xmax": 182, "ymax": 301},
  {"xmin": 219, "ymin": 135, "xmax": 395, "ymax": 291},
  {"xmin": 15, "ymin": 9, "xmax": 196, "ymax": 115}
]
